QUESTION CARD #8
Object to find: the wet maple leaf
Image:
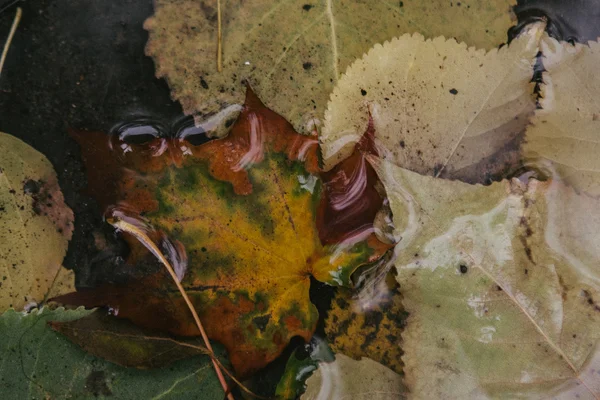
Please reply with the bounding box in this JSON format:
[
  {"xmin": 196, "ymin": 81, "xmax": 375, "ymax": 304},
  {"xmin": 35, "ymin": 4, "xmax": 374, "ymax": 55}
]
[{"xmin": 55, "ymin": 88, "xmax": 390, "ymax": 378}]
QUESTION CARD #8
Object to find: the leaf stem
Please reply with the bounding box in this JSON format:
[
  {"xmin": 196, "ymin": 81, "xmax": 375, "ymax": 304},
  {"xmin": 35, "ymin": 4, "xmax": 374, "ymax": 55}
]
[
  {"xmin": 108, "ymin": 217, "xmax": 234, "ymax": 400},
  {"xmin": 217, "ymin": 0, "xmax": 222, "ymax": 72},
  {"xmin": 0, "ymin": 7, "xmax": 22, "ymax": 79}
]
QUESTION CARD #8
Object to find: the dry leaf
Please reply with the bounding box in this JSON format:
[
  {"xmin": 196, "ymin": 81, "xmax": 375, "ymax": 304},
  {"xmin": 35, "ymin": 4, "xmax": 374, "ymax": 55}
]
[
  {"xmin": 301, "ymin": 354, "xmax": 407, "ymax": 400},
  {"xmin": 523, "ymin": 34, "xmax": 600, "ymax": 196},
  {"xmin": 321, "ymin": 23, "xmax": 544, "ymax": 182},
  {"xmin": 0, "ymin": 133, "xmax": 74, "ymax": 311},
  {"xmin": 144, "ymin": 0, "xmax": 516, "ymax": 132},
  {"xmin": 372, "ymin": 157, "xmax": 600, "ymax": 399}
]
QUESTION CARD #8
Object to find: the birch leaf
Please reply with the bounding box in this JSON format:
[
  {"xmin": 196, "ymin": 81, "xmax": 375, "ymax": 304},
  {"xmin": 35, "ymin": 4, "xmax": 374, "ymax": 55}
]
[
  {"xmin": 372, "ymin": 157, "xmax": 600, "ymax": 399},
  {"xmin": 523, "ymin": 34, "xmax": 600, "ymax": 196},
  {"xmin": 0, "ymin": 133, "xmax": 74, "ymax": 311},
  {"xmin": 301, "ymin": 354, "xmax": 407, "ymax": 400},
  {"xmin": 321, "ymin": 23, "xmax": 544, "ymax": 181},
  {"xmin": 144, "ymin": 0, "xmax": 516, "ymax": 132}
]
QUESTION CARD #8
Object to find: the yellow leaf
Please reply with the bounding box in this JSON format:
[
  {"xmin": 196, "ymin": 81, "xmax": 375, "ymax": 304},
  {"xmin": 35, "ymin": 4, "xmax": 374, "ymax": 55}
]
[{"xmin": 0, "ymin": 133, "xmax": 74, "ymax": 311}]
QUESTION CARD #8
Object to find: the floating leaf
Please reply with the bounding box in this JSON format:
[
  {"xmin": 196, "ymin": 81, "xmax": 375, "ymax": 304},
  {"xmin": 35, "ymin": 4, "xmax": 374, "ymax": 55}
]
[
  {"xmin": 0, "ymin": 308, "xmax": 225, "ymax": 399},
  {"xmin": 325, "ymin": 271, "xmax": 406, "ymax": 375},
  {"xmin": 56, "ymin": 88, "xmax": 388, "ymax": 378},
  {"xmin": 523, "ymin": 34, "xmax": 600, "ymax": 195},
  {"xmin": 372, "ymin": 157, "xmax": 600, "ymax": 399},
  {"xmin": 321, "ymin": 23, "xmax": 544, "ymax": 182},
  {"xmin": 0, "ymin": 133, "xmax": 74, "ymax": 311},
  {"xmin": 301, "ymin": 354, "xmax": 407, "ymax": 399},
  {"xmin": 144, "ymin": 0, "xmax": 516, "ymax": 132}
]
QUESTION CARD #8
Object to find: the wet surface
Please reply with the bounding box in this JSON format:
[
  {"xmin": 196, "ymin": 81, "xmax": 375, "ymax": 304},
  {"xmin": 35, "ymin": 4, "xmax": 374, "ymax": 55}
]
[
  {"xmin": 0, "ymin": 0, "xmax": 183, "ymax": 281},
  {"xmin": 1, "ymin": 0, "xmax": 600, "ymax": 396},
  {"xmin": 1, "ymin": 0, "xmax": 599, "ymax": 282}
]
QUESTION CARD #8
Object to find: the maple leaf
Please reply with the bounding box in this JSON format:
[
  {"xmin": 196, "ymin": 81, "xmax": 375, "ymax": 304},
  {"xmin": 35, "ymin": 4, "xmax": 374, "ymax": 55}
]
[{"xmin": 54, "ymin": 87, "xmax": 390, "ymax": 378}]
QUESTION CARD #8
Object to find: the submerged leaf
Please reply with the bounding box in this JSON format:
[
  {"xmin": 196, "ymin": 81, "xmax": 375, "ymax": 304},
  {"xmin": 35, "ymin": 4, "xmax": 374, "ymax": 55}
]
[
  {"xmin": 301, "ymin": 354, "xmax": 407, "ymax": 400},
  {"xmin": 325, "ymin": 271, "xmax": 406, "ymax": 375},
  {"xmin": 372, "ymin": 157, "xmax": 600, "ymax": 399},
  {"xmin": 144, "ymin": 0, "xmax": 516, "ymax": 132},
  {"xmin": 0, "ymin": 133, "xmax": 74, "ymax": 311},
  {"xmin": 321, "ymin": 23, "xmax": 544, "ymax": 182},
  {"xmin": 523, "ymin": 34, "xmax": 600, "ymax": 195},
  {"xmin": 0, "ymin": 308, "xmax": 225, "ymax": 399},
  {"xmin": 58, "ymin": 88, "xmax": 387, "ymax": 378},
  {"xmin": 50, "ymin": 310, "xmax": 211, "ymax": 369}
]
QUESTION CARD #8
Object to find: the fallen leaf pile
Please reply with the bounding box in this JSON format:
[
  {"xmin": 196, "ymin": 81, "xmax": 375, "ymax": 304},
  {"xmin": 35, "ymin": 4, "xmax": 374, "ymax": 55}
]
[
  {"xmin": 4, "ymin": 0, "xmax": 600, "ymax": 398},
  {"xmin": 144, "ymin": 0, "xmax": 516, "ymax": 132}
]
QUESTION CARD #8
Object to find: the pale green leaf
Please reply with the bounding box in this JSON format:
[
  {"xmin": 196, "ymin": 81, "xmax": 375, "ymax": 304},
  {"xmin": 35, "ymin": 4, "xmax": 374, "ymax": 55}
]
[
  {"xmin": 301, "ymin": 354, "xmax": 406, "ymax": 400},
  {"xmin": 523, "ymin": 34, "xmax": 600, "ymax": 196},
  {"xmin": 371, "ymin": 157, "xmax": 600, "ymax": 399}
]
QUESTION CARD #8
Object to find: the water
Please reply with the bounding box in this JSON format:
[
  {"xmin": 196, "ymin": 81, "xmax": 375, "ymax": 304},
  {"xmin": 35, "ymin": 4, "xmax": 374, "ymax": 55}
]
[{"xmin": 1, "ymin": 0, "xmax": 600, "ymax": 399}]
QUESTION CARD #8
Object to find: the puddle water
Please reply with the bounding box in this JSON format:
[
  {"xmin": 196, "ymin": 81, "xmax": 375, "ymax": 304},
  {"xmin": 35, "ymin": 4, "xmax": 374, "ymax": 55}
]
[{"xmin": 1, "ymin": 0, "xmax": 600, "ymax": 399}]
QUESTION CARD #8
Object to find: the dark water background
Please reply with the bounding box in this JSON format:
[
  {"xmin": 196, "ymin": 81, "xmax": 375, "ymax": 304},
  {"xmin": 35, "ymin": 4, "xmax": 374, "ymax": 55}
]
[{"xmin": 0, "ymin": 0, "xmax": 599, "ymax": 395}]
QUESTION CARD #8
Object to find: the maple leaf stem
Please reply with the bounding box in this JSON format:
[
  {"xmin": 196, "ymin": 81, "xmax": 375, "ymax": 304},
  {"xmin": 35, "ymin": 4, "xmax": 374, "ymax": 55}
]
[
  {"xmin": 0, "ymin": 7, "xmax": 21, "ymax": 79},
  {"xmin": 108, "ymin": 218, "xmax": 234, "ymax": 400},
  {"xmin": 217, "ymin": 0, "xmax": 222, "ymax": 72}
]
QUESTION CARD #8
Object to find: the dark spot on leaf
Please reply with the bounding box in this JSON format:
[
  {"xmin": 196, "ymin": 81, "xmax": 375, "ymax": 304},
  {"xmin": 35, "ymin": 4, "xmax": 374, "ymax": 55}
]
[
  {"xmin": 360, "ymin": 89, "xmax": 367, "ymax": 96},
  {"xmin": 23, "ymin": 179, "xmax": 42, "ymax": 195},
  {"xmin": 252, "ymin": 314, "xmax": 271, "ymax": 332},
  {"xmin": 303, "ymin": 62, "xmax": 312, "ymax": 70},
  {"xmin": 200, "ymin": 77, "xmax": 209, "ymax": 89},
  {"xmin": 582, "ymin": 289, "xmax": 600, "ymax": 312},
  {"xmin": 302, "ymin": 4, "xmax": 313, "ymax": 11},
  {"xmin": 400, "ymin": 140, "xmax": 405, "ymax": 148},
  {"xmin": 399, "ymin": 1, "xmax": 404, "ymax": 7},
  {"xmin": 449, "ymin": 88, "xmax": 458, "ymax": 95},
  {"xmin": 459, "ymin": 264, "xmax": 468, "ymax": 274},
  {"xmin": 85, "ymin": 370, "xmax": 112, "ymax": 397}
]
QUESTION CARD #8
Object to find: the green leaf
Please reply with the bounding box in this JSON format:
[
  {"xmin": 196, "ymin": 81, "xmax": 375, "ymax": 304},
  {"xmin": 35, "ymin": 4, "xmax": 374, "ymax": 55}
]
[
  {"xmin": 0, "ymin": 308, "xmax": 225, "ymax": 400},
  {"xmin": 372, "ymin": 157, "xmax": 600, "ymax": 399}
]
